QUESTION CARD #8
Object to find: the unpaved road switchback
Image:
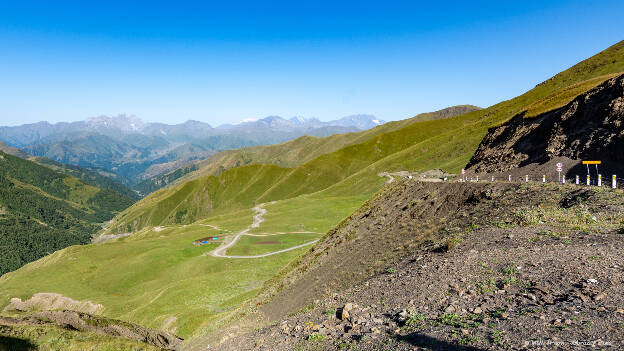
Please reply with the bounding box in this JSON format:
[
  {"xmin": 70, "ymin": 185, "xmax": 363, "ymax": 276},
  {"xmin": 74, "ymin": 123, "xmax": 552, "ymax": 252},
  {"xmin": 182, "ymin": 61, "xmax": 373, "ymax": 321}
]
[{"xmin": 206, "ymin": 204, "xmax": 318, "ymax": 259}]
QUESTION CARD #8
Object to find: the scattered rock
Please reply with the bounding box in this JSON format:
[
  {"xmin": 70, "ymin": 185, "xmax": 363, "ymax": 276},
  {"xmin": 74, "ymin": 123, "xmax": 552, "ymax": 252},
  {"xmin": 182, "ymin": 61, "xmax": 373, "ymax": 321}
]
[{"xmin": 593, "ymin": 292, "xmax": 606, "ymax": 301}]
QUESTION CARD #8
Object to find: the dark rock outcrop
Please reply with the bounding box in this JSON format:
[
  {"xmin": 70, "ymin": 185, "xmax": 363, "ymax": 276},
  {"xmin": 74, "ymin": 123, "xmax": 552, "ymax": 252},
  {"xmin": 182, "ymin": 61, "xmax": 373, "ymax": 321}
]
[{"xmin": 466, "ymin": 74, "xmax": 624, "ymax": 176}]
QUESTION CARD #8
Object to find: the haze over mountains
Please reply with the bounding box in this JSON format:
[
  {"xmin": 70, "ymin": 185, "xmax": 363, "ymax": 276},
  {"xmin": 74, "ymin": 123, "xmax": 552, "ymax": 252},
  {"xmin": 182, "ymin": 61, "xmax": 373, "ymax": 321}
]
[
  {"xmin": 0, "ymin": 114, "xmax": 385, "ymax": 187},
  {"xmin": 0, "ymin": 38, "xmax": 623, "ymax": 350}
]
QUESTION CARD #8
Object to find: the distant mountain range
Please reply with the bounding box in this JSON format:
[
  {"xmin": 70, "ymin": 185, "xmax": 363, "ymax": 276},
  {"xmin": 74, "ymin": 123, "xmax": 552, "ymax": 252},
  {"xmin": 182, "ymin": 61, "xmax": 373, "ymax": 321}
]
[{"xmin": 0, "ymin": 114, "xmax": 385, "ymax": 187}]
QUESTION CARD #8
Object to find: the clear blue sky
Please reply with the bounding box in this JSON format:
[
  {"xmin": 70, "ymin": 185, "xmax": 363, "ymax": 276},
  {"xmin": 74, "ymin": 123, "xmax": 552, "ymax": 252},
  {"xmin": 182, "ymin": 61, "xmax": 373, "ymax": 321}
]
[{"xmin": 0, "ymin": 0, "xmax": 623, "ymax": 126}]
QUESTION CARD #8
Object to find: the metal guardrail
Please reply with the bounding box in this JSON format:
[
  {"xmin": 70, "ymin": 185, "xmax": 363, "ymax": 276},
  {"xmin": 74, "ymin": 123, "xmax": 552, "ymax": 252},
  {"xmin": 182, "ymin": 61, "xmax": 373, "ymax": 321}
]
[{"xmin": 459, "ymin": 174, "xmax": 623, "ymax": 189}]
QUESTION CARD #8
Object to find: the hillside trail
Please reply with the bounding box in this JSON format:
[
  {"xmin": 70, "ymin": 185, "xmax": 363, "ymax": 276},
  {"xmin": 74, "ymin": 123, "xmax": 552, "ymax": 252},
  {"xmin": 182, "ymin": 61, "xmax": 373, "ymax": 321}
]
[{"xmin": 206, "ymin": 204, "xmax": 318, "ymax": 259}]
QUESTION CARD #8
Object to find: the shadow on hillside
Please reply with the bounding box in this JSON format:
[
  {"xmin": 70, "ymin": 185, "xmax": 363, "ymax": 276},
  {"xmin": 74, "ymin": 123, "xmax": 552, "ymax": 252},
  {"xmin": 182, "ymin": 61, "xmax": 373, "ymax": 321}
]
[
  {"xmin": 397, "ymin": 332, "xmax": 486, "ymax": 351},
  {"xmin": 0, "ymin": 336, "xmax": 37, "ymax": 351}
]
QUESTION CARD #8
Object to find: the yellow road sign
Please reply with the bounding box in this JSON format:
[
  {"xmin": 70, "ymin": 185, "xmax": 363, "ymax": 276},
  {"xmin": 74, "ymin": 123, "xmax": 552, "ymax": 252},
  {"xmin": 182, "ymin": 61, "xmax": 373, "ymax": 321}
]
[{"xmin": 582, "ymin": 161, "xmax": 601, "ymax": 165}]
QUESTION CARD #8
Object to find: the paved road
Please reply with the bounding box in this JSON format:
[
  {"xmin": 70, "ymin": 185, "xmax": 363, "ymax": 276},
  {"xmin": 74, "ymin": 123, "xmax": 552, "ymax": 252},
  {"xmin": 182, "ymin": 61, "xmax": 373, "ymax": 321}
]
[{"xmin": 206, "ymin": 205, "xmax": 318, "ymax": 259}]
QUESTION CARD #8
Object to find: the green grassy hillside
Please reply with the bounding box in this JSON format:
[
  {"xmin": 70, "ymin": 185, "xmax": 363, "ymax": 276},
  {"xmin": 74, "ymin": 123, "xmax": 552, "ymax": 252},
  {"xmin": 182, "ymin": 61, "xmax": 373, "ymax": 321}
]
[
  {"xmin": 0, "ymin": 140, "xmax": 139, "ymax": 200},
  {"xmin": 106, "ymin": 40, "xmax": 624, "ymax": 234},
  {"xmin": 0, "ymin": 151, "xmax": 135, "ymax": 275},
  {"xmin": 0, "ymin": 140, "xmax": 30, "ymax": 158},
  {"xmin": 104, "ymin": 106, "xmax": 481, "ymax": 233},
  {"xmin": 32, "ymin": 157, "xmax": 141, "ymax": 201},
  {"xmin": 0, "ymin": 192, "xmax": 368, "ymax": 338},
  {"xmin": 153, "ymin": 105, "xmax": 481, "ymax": 189},
  {"xmin": 0, "ymin": 40, "xmax": 623, "ymax": 348},
  {"xmin": 107, "ymin": 164, "xmax": 292, "ymax": 233}
]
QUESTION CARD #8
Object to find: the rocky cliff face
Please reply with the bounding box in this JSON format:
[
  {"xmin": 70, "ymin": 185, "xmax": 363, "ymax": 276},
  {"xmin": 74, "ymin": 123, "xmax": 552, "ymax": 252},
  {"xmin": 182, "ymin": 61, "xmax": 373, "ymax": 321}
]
[{"xmin": 466, "ymin": 74, "xmax": 624, "ymax": 175}]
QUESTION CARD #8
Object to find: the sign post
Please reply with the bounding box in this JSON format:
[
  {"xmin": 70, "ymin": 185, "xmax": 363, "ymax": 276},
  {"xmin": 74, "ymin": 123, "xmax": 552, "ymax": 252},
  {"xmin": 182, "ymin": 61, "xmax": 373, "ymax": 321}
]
[
  {"xmin": 556, "ymin": 162, "xmax": 563, "ymax": 182},
  {"xmin": 461, "ymin": 169, "xmax": 465, "ymax": 182},
  {"xmin": 582, "ymin": 161, "xmax": 602, "ymax": 186}
]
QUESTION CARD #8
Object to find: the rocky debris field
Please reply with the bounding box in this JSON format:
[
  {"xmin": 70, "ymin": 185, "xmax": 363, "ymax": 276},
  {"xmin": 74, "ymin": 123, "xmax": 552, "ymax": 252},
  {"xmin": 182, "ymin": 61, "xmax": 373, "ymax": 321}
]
[{"xmin": 218, "ymin": 182, "xmax": 624, "ymax": 350}]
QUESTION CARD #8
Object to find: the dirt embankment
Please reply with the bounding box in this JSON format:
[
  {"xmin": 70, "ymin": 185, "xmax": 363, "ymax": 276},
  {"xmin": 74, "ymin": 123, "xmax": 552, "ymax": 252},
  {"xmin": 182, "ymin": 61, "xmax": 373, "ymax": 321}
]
[
  {"xmin": 466, "ymin": 73, "xmax": 624, "ymax": 179},
  {"xmin": 0, "ymin": 310, "xmax": 183, "ymax": 350},
  {"xmin": 3, "ymin": 293, "xmax": 102, "ymax": 315},
  {"xmin": 215, "ymin": 180, "xmax": 624, "ymax": 351}
]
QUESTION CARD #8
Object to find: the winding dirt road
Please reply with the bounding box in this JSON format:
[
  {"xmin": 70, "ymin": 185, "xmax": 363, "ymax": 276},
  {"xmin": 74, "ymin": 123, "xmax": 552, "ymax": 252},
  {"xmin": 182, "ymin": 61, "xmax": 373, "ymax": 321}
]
[{"xmin": 206, "ymin": 205, "xmax": 318, "ymax": 259}]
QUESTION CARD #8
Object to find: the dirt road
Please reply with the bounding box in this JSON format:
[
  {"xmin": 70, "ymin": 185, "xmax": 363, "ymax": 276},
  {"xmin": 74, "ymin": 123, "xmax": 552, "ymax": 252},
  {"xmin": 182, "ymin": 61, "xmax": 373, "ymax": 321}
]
[{"xmin": 207, "ymin": 205, "xmax": 318, "ymax": 259}]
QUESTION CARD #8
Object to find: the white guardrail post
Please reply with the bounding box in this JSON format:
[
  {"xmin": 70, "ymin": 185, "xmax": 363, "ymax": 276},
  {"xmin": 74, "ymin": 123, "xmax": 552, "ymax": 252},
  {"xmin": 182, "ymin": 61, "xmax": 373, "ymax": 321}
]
[
  {"xmin": 508, "ymin": 175, "xmax": 512, "ymax": 182},
  {"xmin": 562, "ymin": 175, "xmax": 566, "ymax": 184},
  {"xmin": 525, "ymin": 175, "xmax": 529, "ymax": 183},
  {"xmin": 614, "ymin": 175, "xmax": 617, "ymax": 189},
  {"xmin": 598, "ymin": 174, "xmax": 602, "ymax": 187},
  {"xmin": 542, "ymin": 175, "xmax": 546, "ymax": 183},
  {"xmin": 576, "ymin": 175, "xmax": 579, "ymax": 185},
  {"xmin": 587, "ymin": 175, "xmax": 591, "ymax": 186}
]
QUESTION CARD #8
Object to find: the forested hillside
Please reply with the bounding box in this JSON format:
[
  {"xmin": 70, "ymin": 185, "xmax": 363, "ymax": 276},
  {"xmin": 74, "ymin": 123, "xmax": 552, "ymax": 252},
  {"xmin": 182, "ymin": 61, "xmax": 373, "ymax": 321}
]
[{"xmin": 0, "ymin": 151, "xmax": 135, "ymax": 275}]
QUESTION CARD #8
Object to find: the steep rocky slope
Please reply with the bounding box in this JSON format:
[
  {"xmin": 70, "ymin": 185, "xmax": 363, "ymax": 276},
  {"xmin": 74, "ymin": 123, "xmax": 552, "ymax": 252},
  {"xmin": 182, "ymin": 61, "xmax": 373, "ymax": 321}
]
[
  {"xmin": 211, "ymin": 180, "xmax": 624, "ymax": 351},
  {"xmin": 466, "ymin": 74, "xmax": 624, "ymax": 177}
]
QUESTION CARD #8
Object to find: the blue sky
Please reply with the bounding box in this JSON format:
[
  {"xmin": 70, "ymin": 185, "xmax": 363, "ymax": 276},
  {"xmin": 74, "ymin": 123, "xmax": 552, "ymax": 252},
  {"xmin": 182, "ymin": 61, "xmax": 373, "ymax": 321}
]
[{"xmin": 0, "ymin": 0, "xmax": 623, "ymax": 126}]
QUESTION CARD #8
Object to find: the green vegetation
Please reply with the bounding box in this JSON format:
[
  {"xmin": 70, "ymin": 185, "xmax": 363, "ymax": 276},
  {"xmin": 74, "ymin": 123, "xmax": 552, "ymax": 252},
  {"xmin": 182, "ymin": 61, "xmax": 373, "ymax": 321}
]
[
  {"xmin": 225, "ymin": 233, "xmax": 319, "ymax": 256},
  {"xmin": 106, "ymin": 164, "xmax": 292, "ymax": 233},
  {"xmin": 133, "ymin": 164, "xmax": 199, "ymax": 195},
  {"xmin": 158, "ymin": 105, "xmax": 481, "ymax": 189},
  {"xmin": 0, "ymin": 151, "xmax": 134, "ymax": 275},
  {"xmin": 108, "ymin": 41, "xmax": 624, "ymax": 235},
  {"xmin": 1, "ymin": 40, "xmax": 623, "ymax": 348},
  {"xmin": 0, "ymin": 193, "xmax": 365, "ymax": 338},
  {"xmin": 0, "ymin": 323, "xmax": 161, "ymax": 350},
  {"xmin": 32, "ymin": 157, "xmax": 140, "ymax": 201}
]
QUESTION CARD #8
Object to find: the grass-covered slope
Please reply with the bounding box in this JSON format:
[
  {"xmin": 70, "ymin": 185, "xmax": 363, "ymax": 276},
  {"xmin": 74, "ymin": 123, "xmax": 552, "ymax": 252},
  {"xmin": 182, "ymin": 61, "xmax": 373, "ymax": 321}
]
[
  {"xmin": 0, "ymin": 192, "xmax": 368, "ymax": 339},
  {"xmin": 1, "ymin": 40, "xmax": 623, "ymax": 348},
  {"xmin": 1, "ymin": 139, "xmax": 139, "ymax": 200},
  {"xmin": 106, "ymin": 164, "xmax": 292, "ymax": 233},
  {"xmin": 108, "ymin": 40, "xmax": 624, "ymax": 234},
  {"xmin": 105, "ymin": 106, "xmax": 481, "ymax": 233},
  {"xmin": 311, "ymin": 40, "xmax": 624, "ymax": 196},
  {"xmin": 149, "ymin": 105, "xmax": 481, "ymax": 190},
  {"xmin": 0, "ymin": 140, "xmax": 30, "ymax": 158},
  {"xmin": 0, "ymin": 151, "xmax": 135, "ymax": 275},
  {"xmin": 32, "ymin": 157, "xmax": 141, "ymax": 201}
]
